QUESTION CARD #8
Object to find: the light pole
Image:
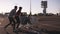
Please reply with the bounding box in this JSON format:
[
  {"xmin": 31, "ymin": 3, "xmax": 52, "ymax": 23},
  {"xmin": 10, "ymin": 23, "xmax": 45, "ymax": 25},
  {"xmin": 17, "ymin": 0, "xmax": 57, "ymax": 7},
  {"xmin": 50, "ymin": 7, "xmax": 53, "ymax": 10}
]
[{"xmin": 30, "ymin": 0, "xmax": 32, "ymax": 15}]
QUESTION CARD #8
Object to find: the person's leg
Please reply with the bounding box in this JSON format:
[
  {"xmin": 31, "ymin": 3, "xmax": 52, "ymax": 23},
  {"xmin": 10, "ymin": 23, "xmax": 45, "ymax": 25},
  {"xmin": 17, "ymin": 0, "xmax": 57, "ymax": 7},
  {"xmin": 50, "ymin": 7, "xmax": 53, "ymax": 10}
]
[
  {"xmin": 16, "ymin": 23, "xmax": 20, "ymax": 28},
  {"xmin": 4, "ymin": 17, "xmax": 12, "ymax": 28},
  {"xmin": 11, "ymin": 17, "xmax": 16, "ymax": 31},
  {"xmin": 4, "ymin": 22, "xmax": 11, "ymax": 28},
  {"xmin": 16, "ymin": 17, "xmax": 20, "ymax": 28}
]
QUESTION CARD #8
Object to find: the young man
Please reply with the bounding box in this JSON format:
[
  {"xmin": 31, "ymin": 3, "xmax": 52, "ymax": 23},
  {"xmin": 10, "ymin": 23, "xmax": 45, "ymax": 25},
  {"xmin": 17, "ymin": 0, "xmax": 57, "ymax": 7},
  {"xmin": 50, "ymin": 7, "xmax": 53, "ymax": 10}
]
[
  {"xmin": 4, "ymin": 6, "xmax": 17, "ymax": 31},
  {"xmin": 15, "ymin": 7, "xmax": 22, "ymax": 29}
]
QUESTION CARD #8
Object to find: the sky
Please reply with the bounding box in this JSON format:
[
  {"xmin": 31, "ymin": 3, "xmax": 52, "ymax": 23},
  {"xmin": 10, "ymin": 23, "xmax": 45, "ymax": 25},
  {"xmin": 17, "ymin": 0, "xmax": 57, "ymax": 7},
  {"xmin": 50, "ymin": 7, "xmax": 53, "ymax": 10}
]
[{"xmin": 0, "ymin": 0, "xmax": 60, "ymax": 14}]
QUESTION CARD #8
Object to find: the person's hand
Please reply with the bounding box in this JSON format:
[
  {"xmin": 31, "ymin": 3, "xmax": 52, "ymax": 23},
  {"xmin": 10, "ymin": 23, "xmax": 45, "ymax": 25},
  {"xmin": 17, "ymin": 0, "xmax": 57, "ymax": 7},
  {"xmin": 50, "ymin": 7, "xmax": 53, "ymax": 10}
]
[{"xmin": 13, "ymin": 16, "xmax": 15, "ymax": 18}]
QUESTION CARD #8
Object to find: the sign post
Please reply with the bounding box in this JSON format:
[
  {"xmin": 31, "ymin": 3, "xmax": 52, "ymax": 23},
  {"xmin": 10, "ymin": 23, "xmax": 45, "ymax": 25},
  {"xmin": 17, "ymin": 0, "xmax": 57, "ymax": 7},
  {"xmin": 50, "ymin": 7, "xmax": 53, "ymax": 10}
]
[{"xmin": 41, "ymin": 0, "xmax": 47, "ymax": 15}]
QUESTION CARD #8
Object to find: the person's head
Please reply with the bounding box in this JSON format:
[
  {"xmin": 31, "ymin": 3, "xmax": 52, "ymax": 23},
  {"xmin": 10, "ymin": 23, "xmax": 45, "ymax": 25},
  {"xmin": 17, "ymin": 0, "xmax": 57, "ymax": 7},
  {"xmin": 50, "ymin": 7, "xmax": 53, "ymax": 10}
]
[
  {"xmin": 19, "ymin": 7, "xmax": 22, "ymax": 10},
  {"xmin": 14, "ymin": 6, "xmax": 17, "ymax": 10}
]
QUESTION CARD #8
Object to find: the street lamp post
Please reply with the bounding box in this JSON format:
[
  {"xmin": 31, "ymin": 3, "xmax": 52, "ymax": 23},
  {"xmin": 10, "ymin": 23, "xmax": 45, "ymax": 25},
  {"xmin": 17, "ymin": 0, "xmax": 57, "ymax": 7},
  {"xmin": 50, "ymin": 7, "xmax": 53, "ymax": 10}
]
[{"xmin": 30, "ymin": 0, "xmax": 32, "ymax": 15}]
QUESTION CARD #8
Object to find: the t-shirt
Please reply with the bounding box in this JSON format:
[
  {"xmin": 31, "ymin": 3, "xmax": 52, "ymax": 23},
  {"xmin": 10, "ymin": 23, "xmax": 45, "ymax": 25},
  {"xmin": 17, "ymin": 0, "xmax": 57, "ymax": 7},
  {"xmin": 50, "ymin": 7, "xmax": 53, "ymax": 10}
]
[{"xmin": 9, "ymin": 9, "xmax": 16, "ymax": 17}]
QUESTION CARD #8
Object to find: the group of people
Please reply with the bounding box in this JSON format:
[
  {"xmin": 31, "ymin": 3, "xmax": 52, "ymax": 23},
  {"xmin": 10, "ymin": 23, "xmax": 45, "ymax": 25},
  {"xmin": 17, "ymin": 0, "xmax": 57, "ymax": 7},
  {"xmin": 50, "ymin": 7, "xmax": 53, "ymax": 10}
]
[{"xmin": 4, "ymin": 6, "xmax": 32, "ymax": 32}]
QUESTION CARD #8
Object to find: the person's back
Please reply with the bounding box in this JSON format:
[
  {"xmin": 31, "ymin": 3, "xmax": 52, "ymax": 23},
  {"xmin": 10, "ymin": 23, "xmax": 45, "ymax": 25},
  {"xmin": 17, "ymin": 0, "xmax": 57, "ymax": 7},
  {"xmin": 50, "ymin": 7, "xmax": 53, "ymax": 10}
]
[
  {"xmin": 9, "ymin": 9, "xmax": 16, "ymax": 17},
  {"xmin": 9, "ymin": 6, "xmax": 17, "ymax": 17}
]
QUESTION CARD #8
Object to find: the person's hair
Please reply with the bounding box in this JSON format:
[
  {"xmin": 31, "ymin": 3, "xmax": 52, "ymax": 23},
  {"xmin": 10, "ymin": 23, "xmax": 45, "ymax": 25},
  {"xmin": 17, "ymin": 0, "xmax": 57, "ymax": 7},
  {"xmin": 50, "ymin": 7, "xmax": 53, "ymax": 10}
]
[
  {"xmin": 14, "ymin": 6, "xmax": 17, "ymax": 9},
  {"xmin": 19, "ymin": 7, "xmax": 22, "ymax": 9}
]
